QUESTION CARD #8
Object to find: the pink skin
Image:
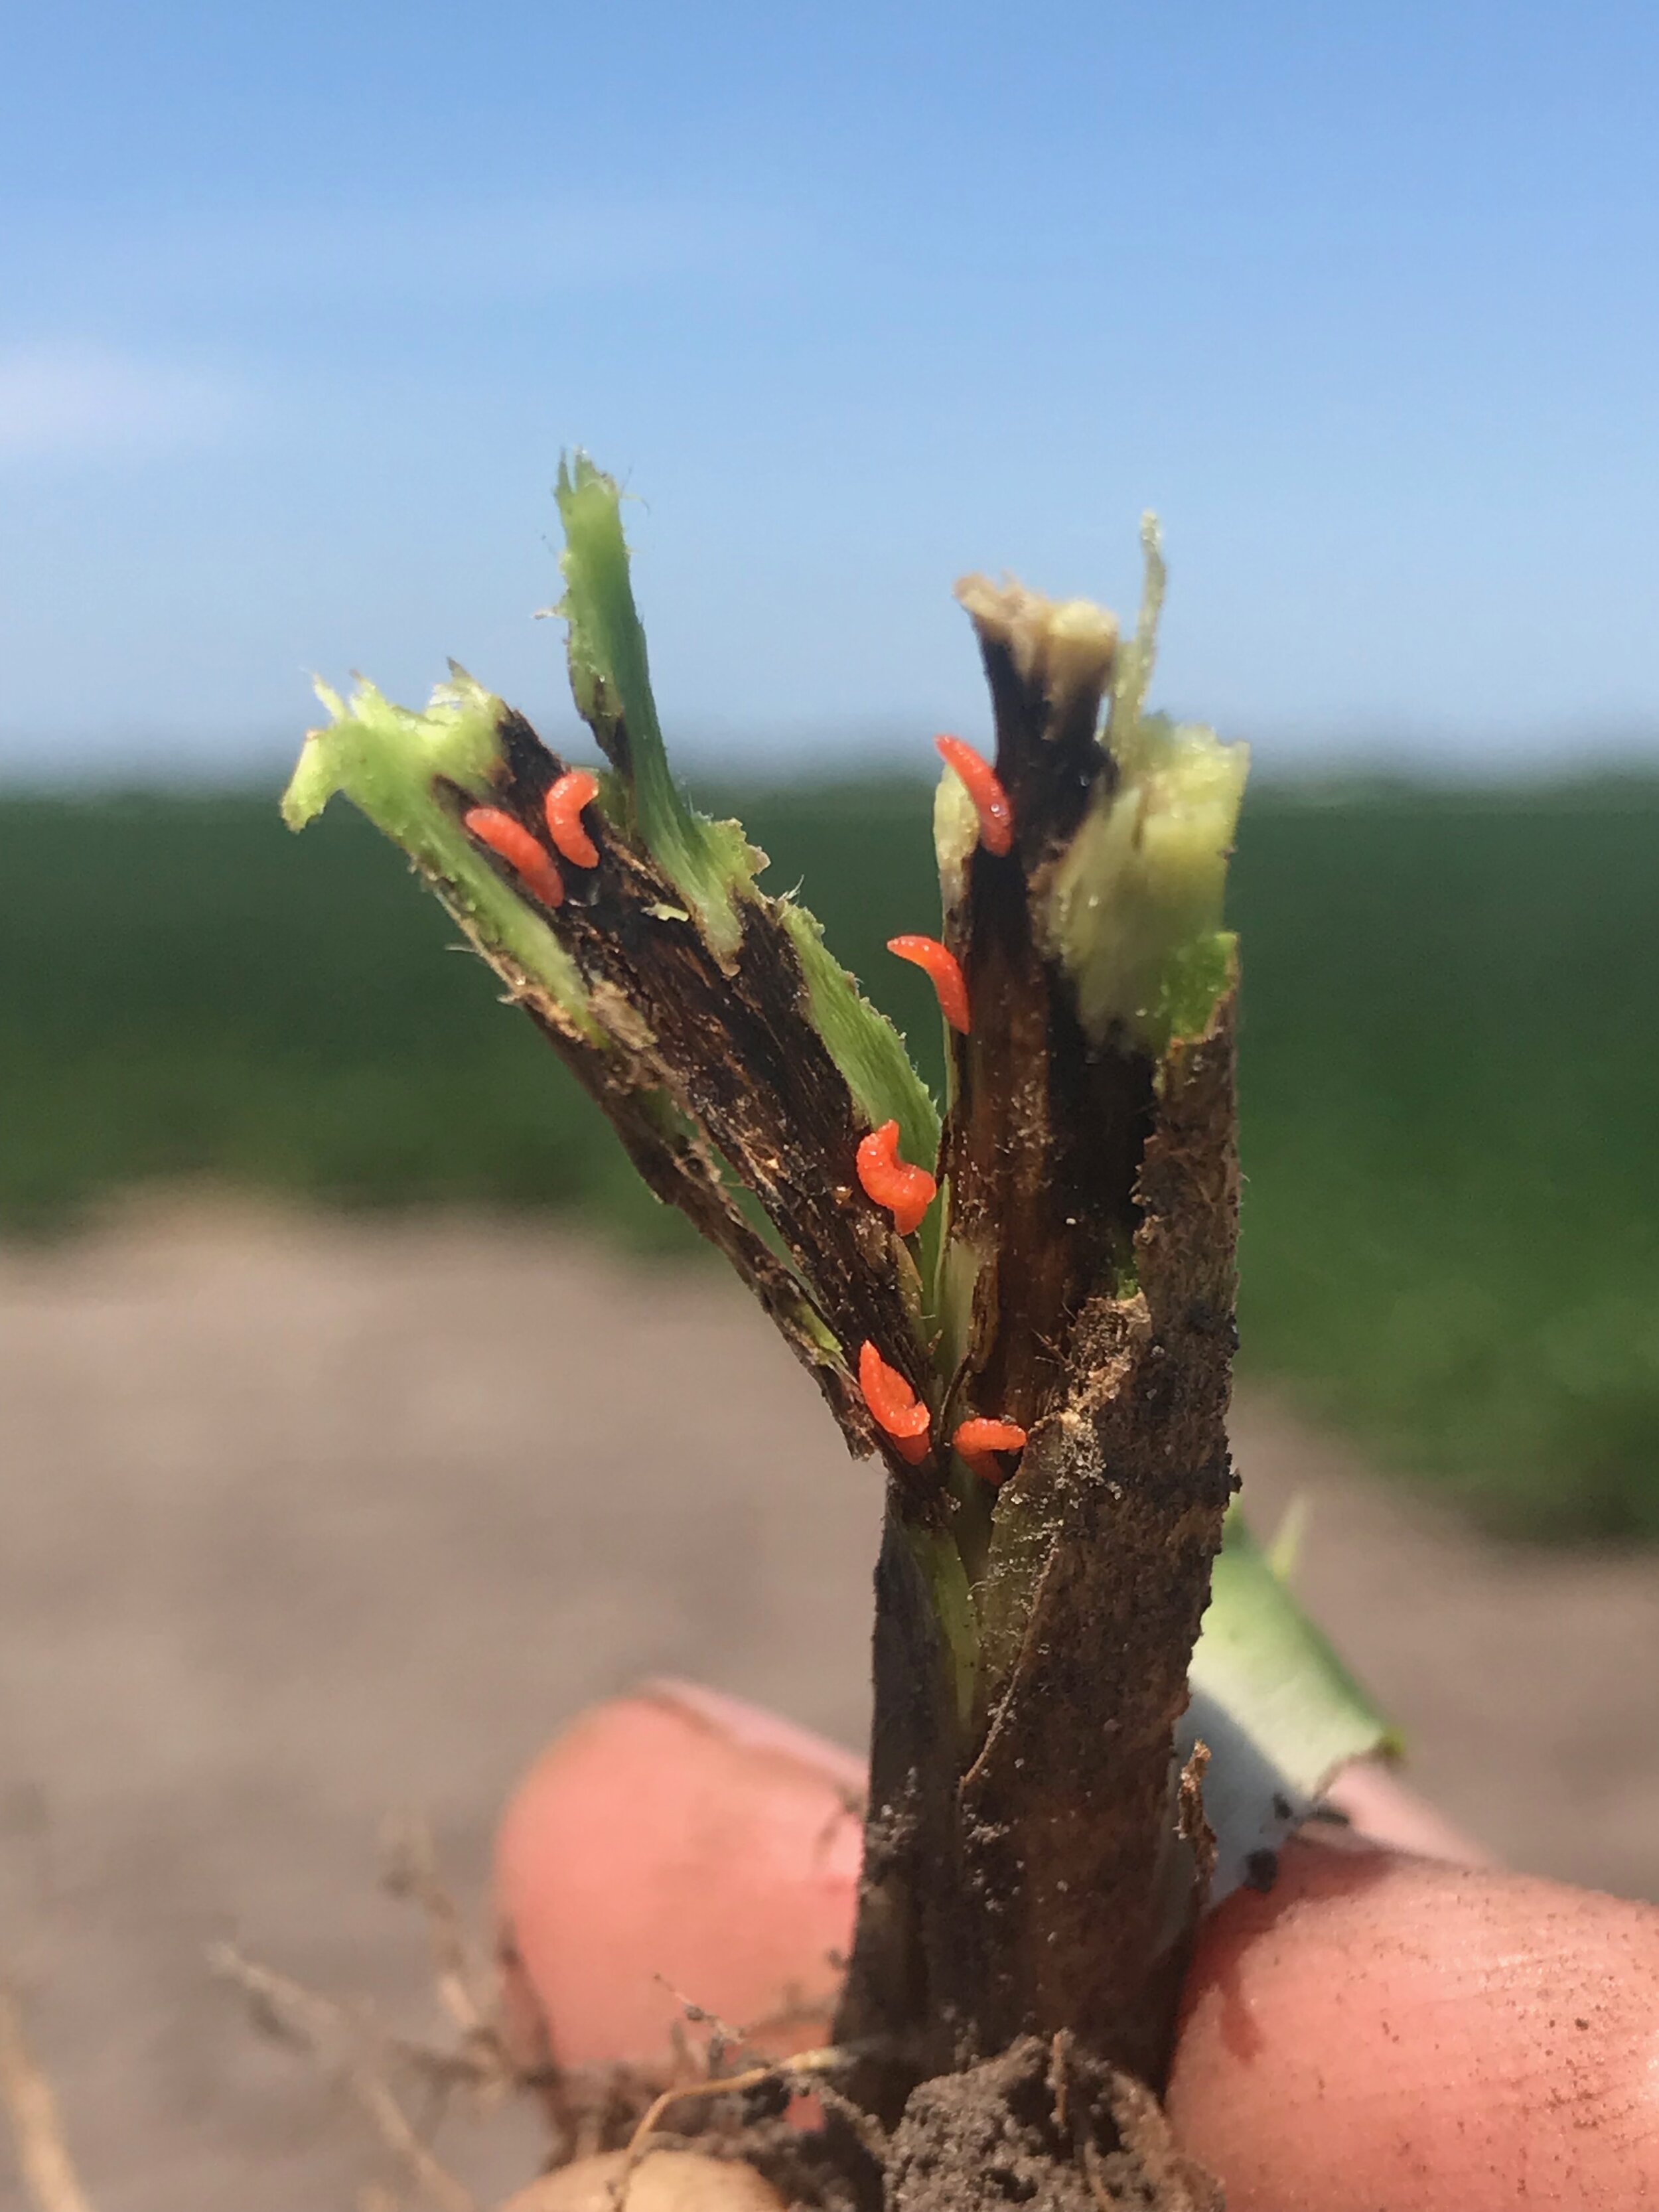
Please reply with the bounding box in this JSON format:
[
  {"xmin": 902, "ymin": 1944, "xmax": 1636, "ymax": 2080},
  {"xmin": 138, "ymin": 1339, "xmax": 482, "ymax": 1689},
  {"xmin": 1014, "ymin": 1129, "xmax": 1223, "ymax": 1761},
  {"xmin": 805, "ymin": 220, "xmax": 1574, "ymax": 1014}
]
[
  {"xmin": 495, "ymin": 1681, "xmax": 1659, "ymax": 2206},
  {"xmin": 1169, "ymin": 1838, "xmax": 1659, "ymax": 2209},
  {"xmin": 496, "ymin": 1680, "xmax": 862, "ymax": 2069}
]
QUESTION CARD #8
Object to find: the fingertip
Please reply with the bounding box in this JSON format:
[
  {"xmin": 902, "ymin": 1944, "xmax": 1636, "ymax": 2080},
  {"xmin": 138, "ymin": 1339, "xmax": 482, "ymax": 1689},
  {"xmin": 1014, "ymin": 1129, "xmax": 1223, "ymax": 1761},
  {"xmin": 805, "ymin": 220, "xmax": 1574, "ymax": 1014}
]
[
  {"xmin": 494, "ymin": 1680, "xmax": 863, "ymax": 2071},
  {"xmin": 1169, "ymin": 1839, "xmax": 1659, "ymax": 2211}
]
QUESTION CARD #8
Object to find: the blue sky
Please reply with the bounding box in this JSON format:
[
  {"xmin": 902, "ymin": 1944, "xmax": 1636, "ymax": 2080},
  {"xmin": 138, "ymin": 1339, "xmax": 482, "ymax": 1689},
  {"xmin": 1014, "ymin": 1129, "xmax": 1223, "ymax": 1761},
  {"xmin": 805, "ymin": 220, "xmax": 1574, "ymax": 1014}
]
[{"xmin": 2, "ymin": 0, "xmax": 1656, "ymax": 778}]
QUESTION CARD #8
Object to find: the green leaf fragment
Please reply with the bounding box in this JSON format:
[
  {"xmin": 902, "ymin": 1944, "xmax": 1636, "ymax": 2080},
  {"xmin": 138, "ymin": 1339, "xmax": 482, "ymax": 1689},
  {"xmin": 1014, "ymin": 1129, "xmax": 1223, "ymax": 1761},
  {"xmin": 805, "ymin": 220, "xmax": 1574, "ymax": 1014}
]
[
  {"xmin": 1110, "ymin": 511, "xmax": 1167, "ymax": 748},
  {"xmin": 1266, "ymin": 1494, "xmax": 1311, "ymax": 1582},
  {"xmin": 779, "ymin": 902, "xmax": 941, "ymax": 1172},
  {"xmin": 555, "ymin": 453, "xmax": 762, "ymax": 963},
  {"xmin": 1191, "ymin": 1503, "xmax": 1398, "ymax": 1797},
  {"xmin": 1183, "ymin": 1504, "xmax": 1396, "ymax": 1903},
  {"xmin": 281, "ymin": 668, "xmax": 595, "ymax": 1032}
]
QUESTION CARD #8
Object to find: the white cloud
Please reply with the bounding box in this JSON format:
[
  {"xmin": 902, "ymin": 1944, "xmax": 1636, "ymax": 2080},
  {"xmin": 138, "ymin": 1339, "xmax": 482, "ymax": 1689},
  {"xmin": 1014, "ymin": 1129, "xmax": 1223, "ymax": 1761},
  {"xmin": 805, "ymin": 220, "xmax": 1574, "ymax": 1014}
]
[{"xmin": 0, "ymin": 344, "xmax": 242, "ymax": 462}]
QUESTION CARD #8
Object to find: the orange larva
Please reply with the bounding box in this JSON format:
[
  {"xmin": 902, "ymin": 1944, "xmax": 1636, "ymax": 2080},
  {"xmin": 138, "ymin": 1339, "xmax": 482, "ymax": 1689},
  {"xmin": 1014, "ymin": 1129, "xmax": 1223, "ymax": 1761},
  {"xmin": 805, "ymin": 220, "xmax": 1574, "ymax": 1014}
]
[
  {"xmin": 858, "ymin": 1340, "xmax": 931, "ymax": 1465},
  {"xmin": 855, "ymin": 1120, "xmax": 937, "ymax": 1237},
  {"xmin": 887, "ymin": 934, "xmax": 970, "ymax": 1035},
  {"xmin": 953, "ymin": 1416, "xmax": 1029, "ymax": 1484},
  {"xmin": 935, "ymin": 734, "xmax": 1013, "ymax": 857},
  {"xmin": 544, "ymin": 769, "xmax": 601, "ymax": 869},
  {"xmin": 462, "ymin": 806, "xmax": 565, "ymax": 909}
]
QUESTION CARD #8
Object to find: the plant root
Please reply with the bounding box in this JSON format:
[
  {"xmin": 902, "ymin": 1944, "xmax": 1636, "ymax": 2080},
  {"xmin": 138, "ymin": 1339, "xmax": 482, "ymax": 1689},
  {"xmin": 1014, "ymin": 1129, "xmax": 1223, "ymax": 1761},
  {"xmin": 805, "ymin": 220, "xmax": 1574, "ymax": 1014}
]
[
  {"xmin": 214, "ymin": 1823, "xmax": 871, "ymax": 2211},
  {"xmin": 0, "ymin": 1985, "xmax": 96, "ymax": 2212},
  {"xmin": 210, "ymin": 1941, "xmax": 485, "ymax": 2212}
]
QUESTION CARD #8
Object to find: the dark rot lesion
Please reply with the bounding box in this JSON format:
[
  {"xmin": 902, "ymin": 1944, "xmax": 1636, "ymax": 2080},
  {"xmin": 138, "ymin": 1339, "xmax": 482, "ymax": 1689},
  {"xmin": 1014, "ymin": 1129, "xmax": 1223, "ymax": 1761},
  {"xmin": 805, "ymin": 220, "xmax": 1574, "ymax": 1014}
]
[{"xmin": 834, "ymin": 579, "xmax": 1240, "ymax": 2130}]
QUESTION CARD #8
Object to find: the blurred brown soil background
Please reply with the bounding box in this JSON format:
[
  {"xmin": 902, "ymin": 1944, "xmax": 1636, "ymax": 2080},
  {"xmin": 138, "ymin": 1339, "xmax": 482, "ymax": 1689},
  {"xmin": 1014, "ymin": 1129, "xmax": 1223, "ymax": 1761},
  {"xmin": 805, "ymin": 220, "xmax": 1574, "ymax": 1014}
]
[{"xmin": 2, "ymin": 1203, "xmax": 1656, "ymax": 2212}]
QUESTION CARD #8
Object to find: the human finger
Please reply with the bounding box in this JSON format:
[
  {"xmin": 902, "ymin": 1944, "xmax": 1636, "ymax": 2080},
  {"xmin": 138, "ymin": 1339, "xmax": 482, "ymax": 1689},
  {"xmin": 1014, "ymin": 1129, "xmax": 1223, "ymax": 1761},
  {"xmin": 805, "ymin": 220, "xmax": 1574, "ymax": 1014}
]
[
  {"xmin": 491, "ymin": 1688, "xmax": 1475, "ymax": 2071},
  {"xmin": 1167, "ymin": 1834, "xmax": 1659, "ymax": 2211},
  {"xmin": 496, "ymin": 1685, "xmax": 1659, "ymax": 2212},
  {"xmin": 494, "ymin": 1679, "xmax": 862, "ymax": 2071}
]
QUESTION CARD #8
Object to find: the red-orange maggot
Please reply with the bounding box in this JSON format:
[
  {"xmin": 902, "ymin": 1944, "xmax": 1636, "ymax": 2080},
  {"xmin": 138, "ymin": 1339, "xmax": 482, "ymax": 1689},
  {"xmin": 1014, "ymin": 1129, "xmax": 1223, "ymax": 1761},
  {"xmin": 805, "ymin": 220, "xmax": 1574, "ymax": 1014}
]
[
  {"xmin": 935, "ymin": 734, "xmax": 1013, "ymax": 857},
  {"xmin": 887, "ymin": 934, "xmax": 970, "ymax": 1035},
  {"xmin": 859, "ymin": 1340, "xmax": 931, "ymax": 1465},
  {"xmin": 462, "ymin": 806, "xmax": 565, "ymax": 909},
  {"xmin": 544, "ymin": 769, "xmax": 601, "ymax": 868},
  {"xmin": 855, "ymin": 1120, "xmax": 938, "ymax": 1237},
  {"xmin": 953, "ymin": 1416, "xmax": 1029, "ymax": 1484}
]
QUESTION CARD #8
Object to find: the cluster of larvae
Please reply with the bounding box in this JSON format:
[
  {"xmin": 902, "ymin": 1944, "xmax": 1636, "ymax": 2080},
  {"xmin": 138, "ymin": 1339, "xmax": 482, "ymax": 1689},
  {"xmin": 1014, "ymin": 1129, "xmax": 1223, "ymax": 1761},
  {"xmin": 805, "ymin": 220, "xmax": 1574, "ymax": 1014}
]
[{"xmin": 461, "ymin": 733, "xmax": 1027, "ymax": 1489}]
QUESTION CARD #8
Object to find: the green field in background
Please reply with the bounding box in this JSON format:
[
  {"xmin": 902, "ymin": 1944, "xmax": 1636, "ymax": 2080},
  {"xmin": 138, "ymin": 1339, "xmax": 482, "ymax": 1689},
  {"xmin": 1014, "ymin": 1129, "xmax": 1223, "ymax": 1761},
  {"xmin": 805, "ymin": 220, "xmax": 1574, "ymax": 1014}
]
[{"xmin": 2, "ymin": 780, "xmax": 1655, "ymax": 1540}]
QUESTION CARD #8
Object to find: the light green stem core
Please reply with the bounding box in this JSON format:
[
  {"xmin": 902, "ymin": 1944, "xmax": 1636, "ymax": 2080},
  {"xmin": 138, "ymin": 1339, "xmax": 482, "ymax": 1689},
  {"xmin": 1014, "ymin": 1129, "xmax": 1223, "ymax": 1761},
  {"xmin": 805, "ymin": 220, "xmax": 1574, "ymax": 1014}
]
[
  {"xmin": 283, "ymin": 669, "xmax": 596, "ymax": 1031},
  {"xmin": 1043, "ymin": 520, "xmax": 1250, "ymax": 1057}
]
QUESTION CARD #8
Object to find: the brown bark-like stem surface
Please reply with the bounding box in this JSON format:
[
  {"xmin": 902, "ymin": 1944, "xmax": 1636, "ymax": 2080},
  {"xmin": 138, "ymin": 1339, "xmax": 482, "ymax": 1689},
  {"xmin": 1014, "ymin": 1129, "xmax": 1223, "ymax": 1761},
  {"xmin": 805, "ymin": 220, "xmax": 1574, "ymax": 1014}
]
[
  {"xmin": 422, "ymin": 704, "xmax": 943, "ymax": 1493},
  {"xmin": 833, "ymin": 587, "xmax": 1239, "ymax": 2120}
]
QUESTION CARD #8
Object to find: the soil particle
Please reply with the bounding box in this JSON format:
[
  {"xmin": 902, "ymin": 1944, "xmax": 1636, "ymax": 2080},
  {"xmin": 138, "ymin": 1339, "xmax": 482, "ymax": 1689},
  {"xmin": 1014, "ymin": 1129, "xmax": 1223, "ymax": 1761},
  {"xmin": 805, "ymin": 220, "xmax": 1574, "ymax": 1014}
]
[
  {"xmin": 1240, "ymin": 1850, "xmax": 1279, "ymax": 1895},
  {"xmin": 883, "ymin": 2039, "xmax": 1221, "ymax": 2212}
]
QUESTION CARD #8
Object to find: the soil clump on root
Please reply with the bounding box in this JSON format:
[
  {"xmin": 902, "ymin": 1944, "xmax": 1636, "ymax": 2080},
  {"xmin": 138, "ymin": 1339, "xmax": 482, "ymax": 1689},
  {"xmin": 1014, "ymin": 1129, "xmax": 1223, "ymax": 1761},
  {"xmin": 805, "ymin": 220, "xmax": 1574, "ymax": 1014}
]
[
  {"xmin": 532, "ymin": 2039, "xmax": 1222, "ymax": 2212},
  {"xmin": 882, "ymin": 2040, "xmax": 1219, "ymax": 2212}
]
